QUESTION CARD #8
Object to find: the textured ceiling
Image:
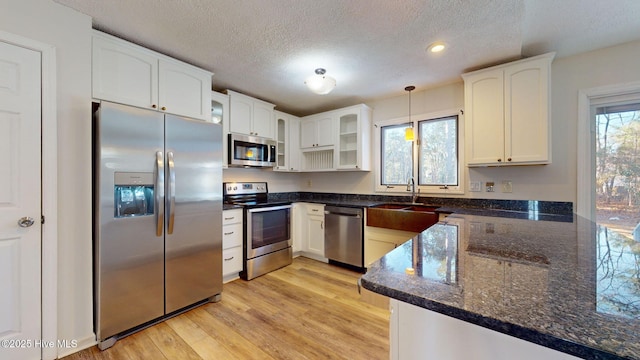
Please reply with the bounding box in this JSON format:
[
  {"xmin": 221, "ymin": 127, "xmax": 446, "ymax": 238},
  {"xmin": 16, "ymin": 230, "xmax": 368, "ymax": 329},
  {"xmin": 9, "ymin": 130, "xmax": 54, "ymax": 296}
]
[{"xmin": 54, "ymin": 0, "xmax": 640, "ymax": 116}]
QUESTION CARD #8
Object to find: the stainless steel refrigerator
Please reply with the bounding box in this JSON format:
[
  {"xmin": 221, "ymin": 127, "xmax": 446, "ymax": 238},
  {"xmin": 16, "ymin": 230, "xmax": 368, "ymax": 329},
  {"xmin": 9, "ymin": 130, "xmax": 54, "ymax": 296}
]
[{"xmin": 93, "ymin": 101, "xmax": 222, "ymax": 350}]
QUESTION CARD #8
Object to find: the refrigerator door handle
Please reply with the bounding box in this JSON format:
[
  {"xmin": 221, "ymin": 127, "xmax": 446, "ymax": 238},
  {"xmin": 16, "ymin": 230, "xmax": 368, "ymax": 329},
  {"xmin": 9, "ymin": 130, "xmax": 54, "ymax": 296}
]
[
  {"xmin": 156, "ymin": 151, "xmax": 165, "ymax": 237},
  {"xmin": 167, "ymin": 151, "xmax": 176, "ymax": 234}
]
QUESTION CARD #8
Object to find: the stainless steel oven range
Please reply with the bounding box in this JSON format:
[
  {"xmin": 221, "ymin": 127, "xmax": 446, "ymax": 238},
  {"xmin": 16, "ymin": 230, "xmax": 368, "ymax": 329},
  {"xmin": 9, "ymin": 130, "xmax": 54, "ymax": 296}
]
[{"xmin": 223, "ymin": 182, "xmax": 292, "ymax": 280}]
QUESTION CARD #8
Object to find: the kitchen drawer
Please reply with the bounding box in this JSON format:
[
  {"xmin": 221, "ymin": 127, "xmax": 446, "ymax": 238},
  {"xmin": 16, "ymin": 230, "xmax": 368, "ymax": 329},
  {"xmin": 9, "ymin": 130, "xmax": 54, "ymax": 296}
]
[
  {"xmin": 306, "ymin": 203, "xmax": 325, "ymax": 216},
  {"xmin": 223, "ymin": 209, "xmax": 243, "ymax": 226},
  {"xmin": 223, "ymin": 222, "xmax": 243, "ymax": 249},
  {"xmin": 222, "ymin": 246, "xmax": 243, "ymax": 276}
]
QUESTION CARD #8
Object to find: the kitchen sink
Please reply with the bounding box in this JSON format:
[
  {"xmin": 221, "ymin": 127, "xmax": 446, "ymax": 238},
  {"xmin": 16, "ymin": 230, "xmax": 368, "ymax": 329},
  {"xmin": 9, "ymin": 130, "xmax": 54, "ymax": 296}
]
[
  {"xmin": 371, "ymin": 203, "xmax": 411, "ymax": 210},
  {"xmin": 403, "ymin": 205, "xmax": 440, "ymax": 212},
  {"xmin": 367, "ymin": 203, "xmax": 440, "ymax": 232}
]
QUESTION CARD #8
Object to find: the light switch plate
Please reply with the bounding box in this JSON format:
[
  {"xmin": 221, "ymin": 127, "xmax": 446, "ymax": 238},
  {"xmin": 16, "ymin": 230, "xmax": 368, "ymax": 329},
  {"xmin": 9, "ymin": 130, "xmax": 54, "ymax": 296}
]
[{"xmin": 469, "ymin": 181, "xmax": 481, "ymax": 192}]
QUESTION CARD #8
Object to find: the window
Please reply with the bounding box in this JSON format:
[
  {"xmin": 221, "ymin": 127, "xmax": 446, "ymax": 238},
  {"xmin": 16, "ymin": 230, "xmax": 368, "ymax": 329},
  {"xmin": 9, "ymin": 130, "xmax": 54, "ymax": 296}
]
[
  {"xmin": 380, "ymin": 123, "xmax": 413, "ymax": 185},
  {"xmin": 375, "ymin": 110, "xmax": 463, "ymax": 194},
  {"xmin": 418, "ymin": 116, "xmax": 458, "ymax": 186}
]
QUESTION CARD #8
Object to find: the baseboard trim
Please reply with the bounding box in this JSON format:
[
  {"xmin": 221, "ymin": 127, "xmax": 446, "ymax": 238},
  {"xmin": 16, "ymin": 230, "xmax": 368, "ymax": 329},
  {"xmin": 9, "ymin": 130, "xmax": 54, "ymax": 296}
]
[{"xmin": 57, "ymin": 333, "xmax": 96, "ymax": 358}]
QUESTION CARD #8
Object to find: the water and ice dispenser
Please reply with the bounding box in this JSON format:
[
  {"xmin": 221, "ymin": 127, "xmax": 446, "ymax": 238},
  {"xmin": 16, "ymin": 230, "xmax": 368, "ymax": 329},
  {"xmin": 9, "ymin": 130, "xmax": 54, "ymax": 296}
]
[{"xmin": 114, "ymin": 172, "xmax": 154, "ymax": 218}]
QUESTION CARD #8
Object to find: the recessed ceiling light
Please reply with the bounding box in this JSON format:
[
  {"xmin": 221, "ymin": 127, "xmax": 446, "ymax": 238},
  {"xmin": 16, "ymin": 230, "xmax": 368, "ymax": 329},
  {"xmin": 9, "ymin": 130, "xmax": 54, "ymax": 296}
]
[{"xmin": 427, "ymin": 42, "xmax": 446, "ymax": 53}]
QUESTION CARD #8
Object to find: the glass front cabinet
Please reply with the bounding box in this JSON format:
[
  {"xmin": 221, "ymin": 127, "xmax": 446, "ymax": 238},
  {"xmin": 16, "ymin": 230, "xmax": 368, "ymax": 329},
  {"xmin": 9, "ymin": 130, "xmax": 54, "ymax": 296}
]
[
  {"xmin": 336, "ymin": 104, "xmax": 372, "ymax": 171},
  {"xmin": 211, "ymin": 91, "xmax": 229, "ymax": 168},
  {"xmin": 274, "ymin": 110, "xmax": 300, "ymax": 172}
]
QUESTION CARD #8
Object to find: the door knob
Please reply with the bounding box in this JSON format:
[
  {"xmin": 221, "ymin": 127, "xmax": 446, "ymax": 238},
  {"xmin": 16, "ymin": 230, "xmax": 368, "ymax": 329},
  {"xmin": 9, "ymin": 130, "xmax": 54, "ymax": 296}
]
[{"xmin": 18, "ymin": 217, "xmax": 35, "ymax": 228}]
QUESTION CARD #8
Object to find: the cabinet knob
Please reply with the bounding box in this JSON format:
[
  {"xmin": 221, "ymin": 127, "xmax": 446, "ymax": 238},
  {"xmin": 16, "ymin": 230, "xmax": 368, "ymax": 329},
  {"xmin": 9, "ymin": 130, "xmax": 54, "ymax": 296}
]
[
  {"xmin": 497, "ymin": 158, "xmax": 502, "ymax": 162},
  {"xmin": 161, "ymin": 106, "xmax": 167, "ymax": 111},
  {"xmin": 152, "ymin": 104, "xmax": 157, "ymax": 109},
  {"xmin": 507, "ymin": 157, "xmax": 512, "ymax": 162}
]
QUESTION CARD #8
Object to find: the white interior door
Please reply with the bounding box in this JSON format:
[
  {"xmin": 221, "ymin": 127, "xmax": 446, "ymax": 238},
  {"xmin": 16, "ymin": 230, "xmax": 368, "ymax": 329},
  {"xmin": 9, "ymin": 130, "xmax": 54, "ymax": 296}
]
[{"xmin": 0, "ymin": 41, "xmax": 42, "ymax": 360}]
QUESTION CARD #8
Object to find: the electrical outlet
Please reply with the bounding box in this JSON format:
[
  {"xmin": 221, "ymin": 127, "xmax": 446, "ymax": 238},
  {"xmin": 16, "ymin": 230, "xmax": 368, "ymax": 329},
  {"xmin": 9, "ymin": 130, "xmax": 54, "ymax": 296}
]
[
  {"xmin": 502, "ymin": 180, "xmax": 513, "ymax": 193},
  {"xmin": 469, "ymin": 181, "xmax": 482, "ymax": 192},
  {"xmin": 485, "ymin": 181, "xmax": 495, "ymax": 192}
]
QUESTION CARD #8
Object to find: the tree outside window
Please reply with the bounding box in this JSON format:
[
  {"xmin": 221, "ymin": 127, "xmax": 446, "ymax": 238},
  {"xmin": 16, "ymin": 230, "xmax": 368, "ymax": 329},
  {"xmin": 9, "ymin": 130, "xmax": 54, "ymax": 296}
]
[
  {"xmin": 419, "ymin": 116, "xmax": 458, "ymax": 186},
  {"xmin": 380, "ymin": 123, "xmax": 412, "ymax": 185},
  {"xmin": 377, "ymin": 111, "xmax": 462, "ymax": 194}
]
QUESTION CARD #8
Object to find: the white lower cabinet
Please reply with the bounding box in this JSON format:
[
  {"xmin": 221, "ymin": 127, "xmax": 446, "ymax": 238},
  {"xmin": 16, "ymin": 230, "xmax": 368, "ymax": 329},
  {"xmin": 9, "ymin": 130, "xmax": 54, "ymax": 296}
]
[
  {"xmin": 364, "ymin": 226, "xmax": 419, "ymax": 268},
  {"xmin": 306, "ymin": 214, "xmax": 324, "ymax": 255},
  {"xmin": 294, "ymin": 203, "xmax": 327, "ymax": 261},
  {"xmin": 291, "ymin": 203, "xmax": 303, "ymax": 255},
  {"xmin": 390, "ymin": 299, "xmax": 580, "ymax": 360},
  {"xmin": 222, "ymin": 209, "xmax": 243, "ymax": 282}
]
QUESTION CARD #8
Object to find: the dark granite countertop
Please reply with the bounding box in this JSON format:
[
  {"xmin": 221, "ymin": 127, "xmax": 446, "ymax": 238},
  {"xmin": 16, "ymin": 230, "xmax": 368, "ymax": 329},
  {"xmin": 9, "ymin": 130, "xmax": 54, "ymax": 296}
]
[{"xmin": 360, "ymin": 213, "xmax": 640, "ymax": 360}]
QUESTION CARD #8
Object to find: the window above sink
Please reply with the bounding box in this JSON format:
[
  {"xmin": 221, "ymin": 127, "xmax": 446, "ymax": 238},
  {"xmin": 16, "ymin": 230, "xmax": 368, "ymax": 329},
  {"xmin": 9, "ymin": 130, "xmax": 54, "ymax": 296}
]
[{"xmin": 374, "ymin": 108, "xmax": 465, "ymax": 195}]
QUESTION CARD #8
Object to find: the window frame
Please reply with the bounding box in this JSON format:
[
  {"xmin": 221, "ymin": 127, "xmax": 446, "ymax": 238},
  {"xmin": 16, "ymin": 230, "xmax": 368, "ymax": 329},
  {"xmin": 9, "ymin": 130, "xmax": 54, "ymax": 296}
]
[
  {"xmin": 374, "ymin": 108, "xmax": 464, "ymax": 195},
  {"xmin": 379, "ymin": 122, "xmax": 413, "ymax": 186},
  {"xmin": 417, "ymin": 114, "xmax": 460, "ymax": 188}
]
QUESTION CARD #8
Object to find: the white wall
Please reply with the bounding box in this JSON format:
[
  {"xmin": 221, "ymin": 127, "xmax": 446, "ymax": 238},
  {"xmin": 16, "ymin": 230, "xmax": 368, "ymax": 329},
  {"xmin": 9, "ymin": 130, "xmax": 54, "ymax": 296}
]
[
  {"xmin": 234, "ymin": 41, "xmax": 640, "ymax": 203},
  {"xmin": 223, "ymin": 168, "xmax": 301, "ymax": 193},
  {"xmin": 0, "ymin": 0, "xmax": 94, "ymax": 354}
]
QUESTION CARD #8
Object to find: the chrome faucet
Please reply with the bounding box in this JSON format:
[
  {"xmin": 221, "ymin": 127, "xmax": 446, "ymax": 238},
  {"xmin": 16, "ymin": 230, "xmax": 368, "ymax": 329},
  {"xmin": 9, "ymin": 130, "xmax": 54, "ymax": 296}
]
[{"xmin": 407, "ymin": 177, "xmax": 419, "ymax": 203}]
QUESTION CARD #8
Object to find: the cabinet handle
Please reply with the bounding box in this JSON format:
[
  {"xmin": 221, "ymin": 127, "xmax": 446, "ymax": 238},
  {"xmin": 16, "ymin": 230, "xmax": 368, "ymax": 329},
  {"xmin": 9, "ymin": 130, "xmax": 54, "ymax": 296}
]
[
  {"xmin": 152, "ymin": 104, "xmax": 157, "ymax": 109},
  {"xmin": 224, "ymin": 256, "xmax": 234, "ymax": 261},
  {"xmin": 224, "ymin": 217, "xmax": 235, "ymax": 220},
  {"xmin": 224, "ymin": 231, "xmax": 234, "ymax": 235},
  {"xmin": 312, "ymin": 209, "xmax": 319, "ymax": 212},
  {"xmin": 321, "ymin": 221, "xmax": 324, "ymax": 229},
  {"xmin": 161, "ymin": 106, "xmax": 167, "ymax": 111}
]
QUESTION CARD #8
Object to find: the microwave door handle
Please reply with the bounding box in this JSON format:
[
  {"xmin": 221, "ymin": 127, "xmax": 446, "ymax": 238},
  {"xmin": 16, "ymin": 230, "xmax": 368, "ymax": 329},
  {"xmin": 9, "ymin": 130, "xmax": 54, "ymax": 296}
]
[
  {"xmin": 155, "ymin": 151, "xmax": 164, "ymax": 237},
  {"xmin": 167, "ymin": 151, "xmax": 176, "ymax": 235}
]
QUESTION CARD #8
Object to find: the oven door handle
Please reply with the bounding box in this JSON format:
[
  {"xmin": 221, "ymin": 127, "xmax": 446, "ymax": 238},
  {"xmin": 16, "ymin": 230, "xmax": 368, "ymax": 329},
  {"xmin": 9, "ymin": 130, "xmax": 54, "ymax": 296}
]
[{"xmin": 247, "ymin": 204, "xmax": 292, "ymax": 213}]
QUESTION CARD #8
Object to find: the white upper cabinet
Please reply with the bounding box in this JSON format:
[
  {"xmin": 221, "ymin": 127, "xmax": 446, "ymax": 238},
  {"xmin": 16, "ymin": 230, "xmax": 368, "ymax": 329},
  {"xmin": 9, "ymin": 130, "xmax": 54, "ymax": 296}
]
[
  {"xmin": 92, "ymin": 31, "xmax": 212, "ymax": 121},
  {"xmin": 336, "ymin": 104, "xmax": 372, "ymax": 170},
  {"xmin": 227, "ymin": 90, "xmax": 275, "ymax": 139},
  {"xmin": 274, "ymin": 111, "xmax": 301, "ymax": 172},
  {"xmin": 462, "ymin": 52, "xmax": 555, "ymax": 166},
  {"xmin": 211, "ymin": 91, "xmax": 229, "ymax": 168},
  {"xmin": 300, "ymin": 114, "xmax": 335, "ymax": 148},
  {"xmin": 158, "ymin": 59, "xmax": 211, "ymax": 120},
  {"xmin": 298, "ymin": 104, "xmax": 371, "ymax": 172}
]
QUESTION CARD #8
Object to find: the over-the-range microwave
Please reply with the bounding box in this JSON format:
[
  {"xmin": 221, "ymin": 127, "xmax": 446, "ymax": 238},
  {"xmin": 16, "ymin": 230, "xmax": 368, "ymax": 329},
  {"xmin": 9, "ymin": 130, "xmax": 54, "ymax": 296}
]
[{"xmin": 228, "ymin": 133, "xmax": 277, "ymax": 168}]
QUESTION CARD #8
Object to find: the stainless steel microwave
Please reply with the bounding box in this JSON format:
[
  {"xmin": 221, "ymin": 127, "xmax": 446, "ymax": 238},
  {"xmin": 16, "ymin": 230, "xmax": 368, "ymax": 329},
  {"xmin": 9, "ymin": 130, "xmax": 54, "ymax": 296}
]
[{"xmin": 228, "ymin": 133, "xmax": 277, "ymax": 167}]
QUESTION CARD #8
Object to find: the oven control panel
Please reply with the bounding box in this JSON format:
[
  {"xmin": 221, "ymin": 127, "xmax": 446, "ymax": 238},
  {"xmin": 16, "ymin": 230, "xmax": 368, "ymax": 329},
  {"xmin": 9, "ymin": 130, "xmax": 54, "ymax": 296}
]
[{"xmin": 223, "ymin": 182, "xmax": 268, "ymax": 195}]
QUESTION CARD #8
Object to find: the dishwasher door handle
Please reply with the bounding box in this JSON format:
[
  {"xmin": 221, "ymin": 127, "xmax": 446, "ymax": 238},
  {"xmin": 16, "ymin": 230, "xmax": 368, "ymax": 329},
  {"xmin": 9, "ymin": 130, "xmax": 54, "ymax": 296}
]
[{"xmin": 325, "ymin": 211, "xmax": 361, "ymax": 218}]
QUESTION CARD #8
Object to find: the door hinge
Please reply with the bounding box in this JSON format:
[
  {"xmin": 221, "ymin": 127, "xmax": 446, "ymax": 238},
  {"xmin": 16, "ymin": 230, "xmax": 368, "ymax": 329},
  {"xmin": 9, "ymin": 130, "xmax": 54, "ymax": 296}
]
[{"xmin": 41, "ymin": 215, "xmax": 45, "ymax": 224}]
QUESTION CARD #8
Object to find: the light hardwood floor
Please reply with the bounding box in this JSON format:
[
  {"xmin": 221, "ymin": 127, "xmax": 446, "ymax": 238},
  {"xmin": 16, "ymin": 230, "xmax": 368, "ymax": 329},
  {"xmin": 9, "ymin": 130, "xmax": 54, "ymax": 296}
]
[{"xmin": 63, "ymin": 257, "xmax": 390, "ymax": 360}]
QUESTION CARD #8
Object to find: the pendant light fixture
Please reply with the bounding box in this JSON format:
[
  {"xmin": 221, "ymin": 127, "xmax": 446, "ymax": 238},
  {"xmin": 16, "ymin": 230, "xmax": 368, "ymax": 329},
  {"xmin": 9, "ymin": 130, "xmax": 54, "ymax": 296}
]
[
  {"xmin": 405, "ymin": 86, "xmax": 415, "ymax": 141},
  {"xmin": 305, "ymin": 68, "xmax": 336, "ymax": 95}
]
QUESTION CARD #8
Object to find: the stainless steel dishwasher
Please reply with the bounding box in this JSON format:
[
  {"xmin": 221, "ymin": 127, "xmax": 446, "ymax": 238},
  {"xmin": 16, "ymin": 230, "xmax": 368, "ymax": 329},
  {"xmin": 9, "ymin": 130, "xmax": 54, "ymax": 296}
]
[{"xmin": 324, "ymin": 206, "xmax": 364, "ymax": 270}]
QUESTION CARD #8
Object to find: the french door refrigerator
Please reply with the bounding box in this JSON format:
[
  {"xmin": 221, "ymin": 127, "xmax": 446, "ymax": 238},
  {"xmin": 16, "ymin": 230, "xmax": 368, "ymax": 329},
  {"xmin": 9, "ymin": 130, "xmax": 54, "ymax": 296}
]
[{"xmin": 93, "ymin": 101, "xmax": 222, "ymax": 350}]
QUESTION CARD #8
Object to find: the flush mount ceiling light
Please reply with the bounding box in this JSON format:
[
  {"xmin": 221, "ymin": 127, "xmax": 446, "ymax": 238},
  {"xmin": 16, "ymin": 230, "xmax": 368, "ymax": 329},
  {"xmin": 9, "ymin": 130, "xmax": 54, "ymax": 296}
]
[
  {"xmin": 427, "ymin": 41, "xmax": 446, "ymax": 53},
  {"xmin": 405, "ymin": 86, "xmax": 415, "ymax": 141},
  {"xmin": 305, "ymin": 68, "xmax": 336, "ymax": 95}
]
